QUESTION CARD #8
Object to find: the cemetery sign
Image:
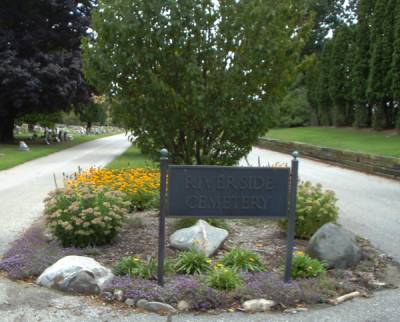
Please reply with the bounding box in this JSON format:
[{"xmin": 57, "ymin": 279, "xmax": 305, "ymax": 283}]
[{"xmin": 157, "ymin": 149, "xmax": 299, "ymax": 286}]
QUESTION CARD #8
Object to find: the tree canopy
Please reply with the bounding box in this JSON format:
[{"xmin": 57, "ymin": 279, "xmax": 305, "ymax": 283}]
[
  {"xmin": 0, "ymin": 0, "xmax": 91, "ymax": 142},
  {"xmin": 84, "ymin": 0, "xmax": 309, "ymax": 164}
]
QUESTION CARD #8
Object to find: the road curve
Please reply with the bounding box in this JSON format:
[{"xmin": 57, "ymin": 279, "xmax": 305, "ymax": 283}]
[
  {"xmin": 241, "ymin": 147, "xmax": 400, "ymax": 262},
  {"xmin": 0, "ymin": 134, "xmax": 131, "ymax": 254}
]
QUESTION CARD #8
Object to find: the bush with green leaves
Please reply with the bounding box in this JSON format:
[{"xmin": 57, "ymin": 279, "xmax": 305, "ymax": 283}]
[
  {"xmin": 221, "ymin": 248, "xmax": 266, "ymax": 272},
  {"xmin": 175, "ymin": 249, "xmax": 211, "ymax": 275},
  {"xmin": 113, "ymin": 256, "xmax": 174, "ymax": 279},
  {"xmin": 207, "ymin": 264, "xmax": 243, "ymax": 291},
  {"xmin": 44, "ymin": 183, "xmax": 129, "ymax": 247},
  {"xmin": 291, "ymin": 251, "xmax": 326, "ymax": 279},
  {"xmin": 175, "ymin": 218, "xmax": 229, "ymax": 231},
  {"xmin": 279, "ymin": 181, "xmax": 339, "ymax": 239}
]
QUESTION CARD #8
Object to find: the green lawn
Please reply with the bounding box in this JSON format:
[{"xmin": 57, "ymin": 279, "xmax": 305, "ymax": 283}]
[
  {"xmin": 0, "ymin": 134, "xmax": 113, "ymax": 171},
  {"xmin": 106, "ymin": 144, "xmax": 156, "ymax": 169},
  {"xmin": 264, "ymin": 127, "xmax": 400, "ymax": 158}
]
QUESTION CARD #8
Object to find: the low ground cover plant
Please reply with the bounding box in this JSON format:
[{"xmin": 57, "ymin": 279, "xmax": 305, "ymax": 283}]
[
  {"xmin": 221, "ymin": 248, "xmax": 266, "ymax": 272},
  {"xmin": 291, "ymin": 251, "xmax": 326, "ymax": 279},
  {"xmin": 280, "ymin": 181, "xmax": 339, "ymax": 239},
  {"xmin": 44, "ymin": 183, "xmax": 129, "ymax": 247},
  {"xmin": 66, "ymin": 167, "xmax": 160, "ymax": 211},
  {"xmin": 0, "ymin": 226, "xmax": 82, "ymax": 279}
]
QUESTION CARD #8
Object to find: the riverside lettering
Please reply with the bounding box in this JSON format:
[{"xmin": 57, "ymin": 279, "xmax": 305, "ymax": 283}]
[{"xmin": 184, "ymin": 174, "xmax": 273, "ymax": 191}]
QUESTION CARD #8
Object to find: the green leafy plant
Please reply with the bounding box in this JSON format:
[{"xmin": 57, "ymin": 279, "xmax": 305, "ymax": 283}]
[
  {"xmin": 44, "ymin": 183, "xmax": 128, "ymax": 247},
  {"xmin": 207, "ymin": 264, "xmax": 243, "ymax": 291},
  {"xmin": 113, "ymin": 256, "xmax": 174, "ymax": 279},
  {"xmin": 279, "ymin": 181, "xmax": 339, "ymax": 239},
  {"xmin": 175, "ymin": 218, "xmax": 229, "ymax": 231},
  {"xmin": 221, "ymin": 248, "xmax": 266, "ymax": 272},
  {"xmin": 175, "ymin": 249, "xmax": 211, "ymax": 275},
  {"xmin": 291, "ymin": 251, "xmax": 326, "ymax": 279}
]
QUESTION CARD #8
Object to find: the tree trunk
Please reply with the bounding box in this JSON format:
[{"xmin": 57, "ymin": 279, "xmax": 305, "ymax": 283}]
[
  {"xmin": 0, "ymin": 113, "xmax": 15, "ymax": 143},
  {"xmin": 86, "ymin": 121, "xmax": 92, "ymax": 134}
]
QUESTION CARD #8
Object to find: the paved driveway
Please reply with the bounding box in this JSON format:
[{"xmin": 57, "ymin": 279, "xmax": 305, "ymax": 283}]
[{"xmin": 0, "ymin": 134, "xmax": 131, "ymax": 254}]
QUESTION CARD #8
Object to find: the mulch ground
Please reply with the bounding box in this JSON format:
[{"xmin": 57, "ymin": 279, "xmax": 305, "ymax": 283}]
[{"xmin": 91, "ymin": 211, "xmax": 400, "ymax": 296}]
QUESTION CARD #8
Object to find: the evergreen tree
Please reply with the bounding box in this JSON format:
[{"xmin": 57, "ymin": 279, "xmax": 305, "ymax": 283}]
[
  {"xmin": 316, "ymin": 41, "xmax": 334, "ymax": 125},
  {"xmin": 0, "ymin": 0, "xmax": 91, "ymax": 142},
  {"xmin": 391, "ymin": 1, "xmax": 400, "ymax": 129},
  {"xmin": 352, "ymin": 0, "xmax": 374, "ymax": 127},
  {"xmin": 328, "ymin": 25, "xmax": 355, "ymax": 126},
  {"xmin": 367, "ymin": 0, "xmax": 396, "ymax": 129}
]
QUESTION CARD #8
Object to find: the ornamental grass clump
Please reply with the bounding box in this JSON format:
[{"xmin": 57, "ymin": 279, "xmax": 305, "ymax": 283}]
[
  {"xmin": 221, "ymin": 248, "xmax": 266, "ymax": 272},
  {"xmin": 291, "ymin": 251, "xmax": 326, "ymax": 279},
  {"xmin": 66, "ymin": 167, "xmax": 159, "ymax": 211},
  {"xmin": 113, "ymin": 256, "xmax": 174, "ymax": 279},
  {"xmin": 280, "ymin": 181, "xmax": 339, "ymax": 239},
  {"xmin": 175, "ymin": 248, "xmax": 211, "ymax": 275},
  {"xmin": 44, "ymin": 183, "xmax": 129, "ymax": 247},
  {"xmin": 207, "ymin": 264, "xmax": 243, "ymax": 291}
]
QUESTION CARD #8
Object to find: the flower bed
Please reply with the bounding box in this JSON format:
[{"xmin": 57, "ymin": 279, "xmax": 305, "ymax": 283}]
[{"xmin": 66, "ymin": 168, "xmax": 160, "ymax": 211}]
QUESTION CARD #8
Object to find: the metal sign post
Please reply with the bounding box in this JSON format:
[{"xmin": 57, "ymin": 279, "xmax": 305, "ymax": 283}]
[
  {"xmin": 157, "ymin": 149, "xmax": 299, "ymax": 286},
  {"xmin": 284, "ymin": 151, "xmax": 299, "ymax": 283},
  {"xmin": 157, "ymin": 148, "xmax": 168, "ymax": 286}
]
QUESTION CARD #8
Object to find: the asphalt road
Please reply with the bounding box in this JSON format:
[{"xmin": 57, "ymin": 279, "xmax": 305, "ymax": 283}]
[{"xmin": 0, "ymin": 134, "xmax": 131, "ymax": 254}]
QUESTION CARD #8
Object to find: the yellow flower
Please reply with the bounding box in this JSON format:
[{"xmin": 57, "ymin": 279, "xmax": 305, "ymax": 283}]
[
  {"xmin": 249, "ymin": 257, "xmax": 255, "ymax": 262},
  {"xmin": 294, "ymin": 251, "xmax": 305, "ymax": 257},
  {"xmin": 206, "ymin": 259, "xmax": 212, "ymax": 264}
]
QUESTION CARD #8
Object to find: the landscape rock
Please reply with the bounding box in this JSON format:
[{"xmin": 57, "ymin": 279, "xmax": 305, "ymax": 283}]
[
  {"xmin": 36, "ymin": 256, "xmax": 114, "ymax": 295},
  {"xmin": 124, "ymin": 298, "xmax": 136, "ymax": 306},
  {"xmin": 169, "ymin": 219, "xmax": 228, "ymax": 256},
  {"xmin": 307, "ymin": 223, "xmax": 362, "ymax": 268},
  {"xmin": 177, "ymin": 300, "xmax": 190, "ymax": 311},
  {"xmin": 242, "ymin": 299, "xmax": 276, "ymax": 312},
  {"xmin": 67, "ymin": 271, "xmax": 100, "ymax": 295},
  {"xmin": 136, "ymin": 299, "xmax": 177, "ymax": 315},
  {"xmin": 114, "ymin": 289, "xmax": 124, "ymax": 301}
]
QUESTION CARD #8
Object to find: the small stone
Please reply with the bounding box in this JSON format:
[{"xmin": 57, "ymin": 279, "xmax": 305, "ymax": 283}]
[
  {"xmin": 177, "ymin": 300, "xmax": 190, "ymax": 311},
  {"xmin": 136, "ymin": 299, "xmax": 149, "ymax": 309},
  {"xmin": 242, "ymin": 299, "xmax": 275, "ymax": 312},
  {"xmin": 101, "ymin": 291, "xmax": 114, "ymax": 302},
  {"xmin": 137, "ymin": 299, "xmax": 176, "ymax": 315},
  {"xmin": 284, "ymin": 307, "xmax": 309, "ymax": 314},
  {"xmin": 113, "ymin": 289, "xmax": 124, "ymax": 302},
  {"xmin": 124, "ymin": 298, "xmax": 136, "ymax": 306}
]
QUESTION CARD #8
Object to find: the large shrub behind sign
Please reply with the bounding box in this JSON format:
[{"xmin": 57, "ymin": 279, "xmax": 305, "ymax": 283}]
[
  {"xmin": 44, "ymin": 183, "xmax": 129, "ymax": 247},
  {"xmin": 280, "ymin": 181, "xmax": 339, "ymax": 239}
]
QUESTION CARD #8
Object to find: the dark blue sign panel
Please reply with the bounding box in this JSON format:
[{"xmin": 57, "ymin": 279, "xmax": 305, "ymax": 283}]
[{"xmin": 168, "ymin": 166, "xmax": 290, "ymax": 218}]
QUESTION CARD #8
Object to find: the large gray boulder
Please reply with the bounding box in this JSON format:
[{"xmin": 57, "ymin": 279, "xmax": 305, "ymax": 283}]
[
  {"xmin": 306, "ymin": 223, "xmax": 362, "ymax": 268},
  {"xmin": 37, "ymin": 256, "xmax": 114, "ymax": 295},
  {"xmin": 169, "ymin": 219, "xmax": 228, "ymax": 256}
]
